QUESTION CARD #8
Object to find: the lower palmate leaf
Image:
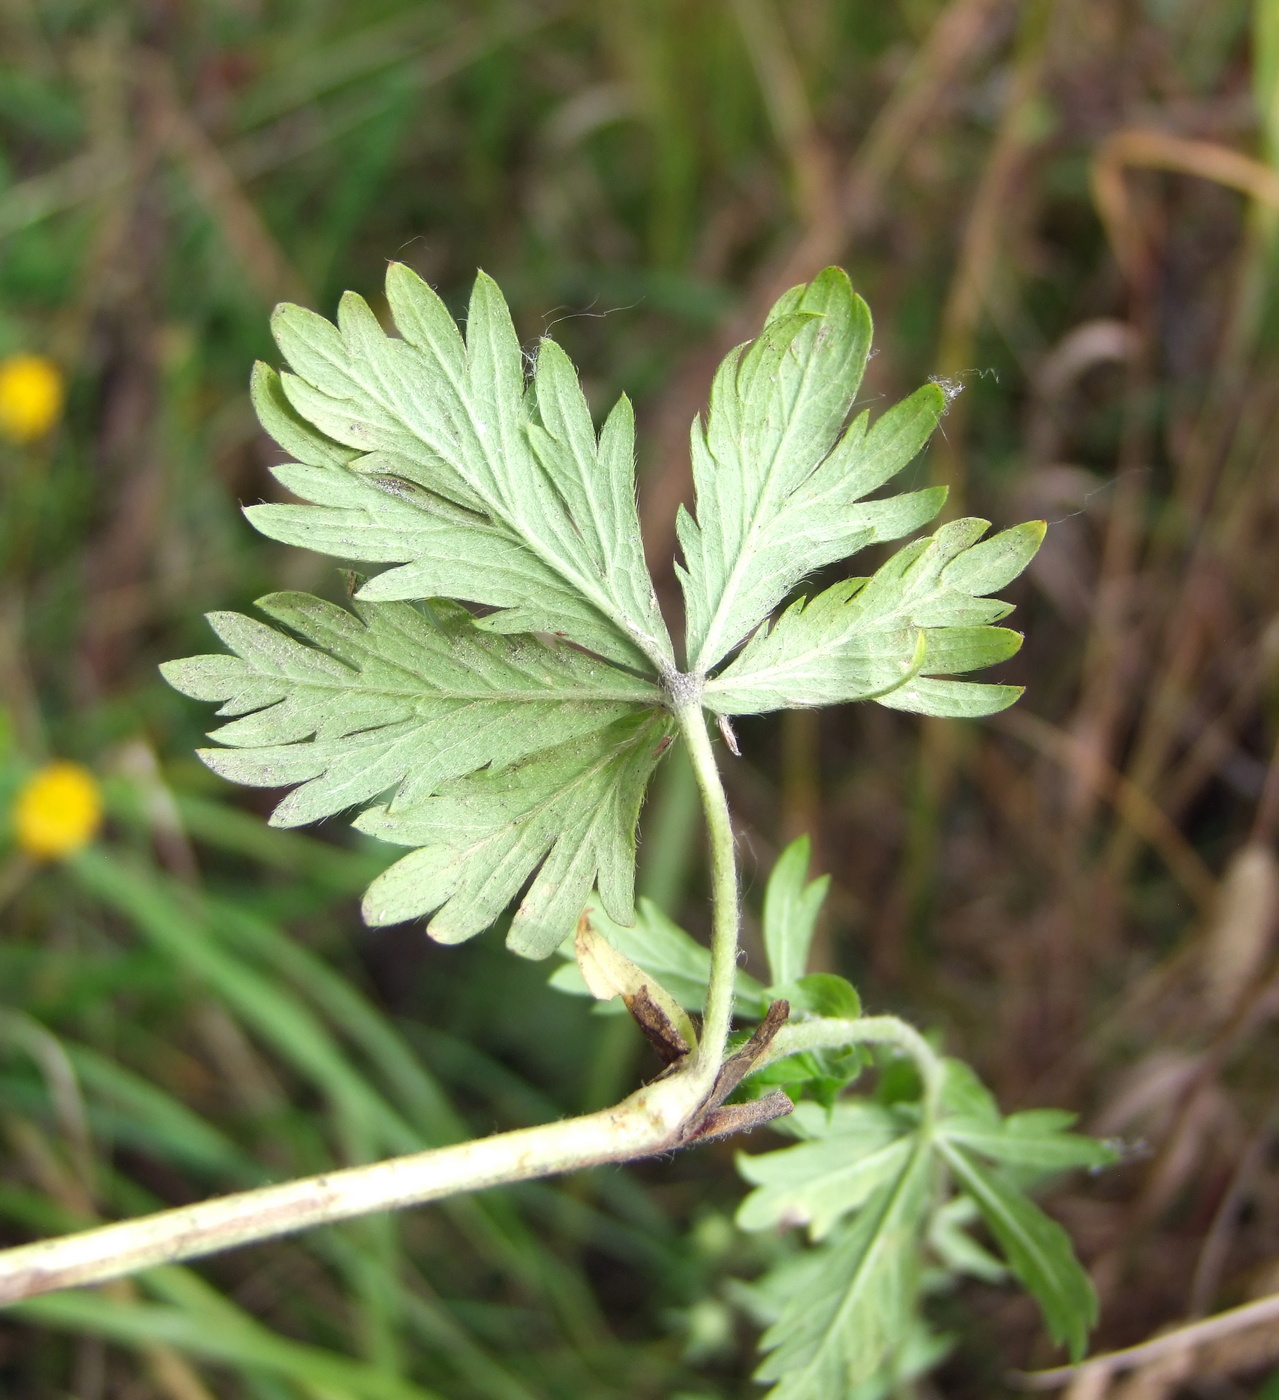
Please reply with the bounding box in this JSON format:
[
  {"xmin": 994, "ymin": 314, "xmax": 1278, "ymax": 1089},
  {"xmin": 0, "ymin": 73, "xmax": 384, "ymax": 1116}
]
[
  {"xmin": 753, "ymin": 1139, "xmax": 934, "ymax": 1398},
  {"xmin": 733, "ymin": 1067, "xmax": 1115, "ymax": 1395},
  {"xmin": 552, "ymin": 842, "xmax": 1115, "ymax": 1395}
]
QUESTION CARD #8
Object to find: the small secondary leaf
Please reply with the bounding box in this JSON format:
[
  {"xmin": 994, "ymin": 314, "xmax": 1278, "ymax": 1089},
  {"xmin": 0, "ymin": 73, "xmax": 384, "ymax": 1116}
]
[
  {"xmin": 705, "ymin": 518, "xmax": 1044, "ymax": 717},
  {"xmin": 737, "ymin": 1101, "xmax": 913, "ymax": 1240},
  {"xmin": 762, "ymin": 836, "xmax": 830, "ymax": 987},
  {"xmin": 754, "ymin": 1138, "xmax": 932, "ymax": 1396},
  {"xmin": 939, "ymin": 1142, "xmax": 1098, "ymax": 1360},
  {"xmin": 677, "ymin": 268, "xmax": 947, "ymax": 675}
]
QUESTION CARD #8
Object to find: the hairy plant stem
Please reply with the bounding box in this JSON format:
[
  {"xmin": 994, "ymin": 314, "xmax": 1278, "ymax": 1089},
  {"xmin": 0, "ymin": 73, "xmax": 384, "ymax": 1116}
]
[
  {"xmin": 0, "ymin": 1011, "xmax": 938, "ymax": 1303},
  {"xmin": 761, "ymin": 1014, "xmax": 946, "ymax": 1123},
  {"xmin": 0, "ymin": 1069, "xmax": 714, "ymax": 1303},
  {"xmin": 673, "ymin": 700, "xmax": 741, "ymax": 1077}
]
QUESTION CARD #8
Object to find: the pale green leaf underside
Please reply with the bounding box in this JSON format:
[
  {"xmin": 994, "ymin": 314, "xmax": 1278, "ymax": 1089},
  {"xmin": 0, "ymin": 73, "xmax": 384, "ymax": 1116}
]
[
  {"xmin": 162, "ymin": 595, "xmax": 665, "ymax": 957},
  {"xmin": 356, "ymin": 711, "xmax": 672, "ymax": 958},
  {"xmin": 162, "ymin": 594, "xmax": 658, "ymax": 831},
  {"xmin": 705, "ymin": 518, "xmax": 1045, "ymax": 717},
  {"xmin": 255, "ymin": 264, "xmax": 672, "ymax": 671},
  {"xmin": 737, "ymin": 1102, "xmax": 913, "ymax": 1239},
  {"xmin": 164, "ymin": 264, "xmax": 1045, "ymax": 954},
  {"xmin": 736, "ymin": 1059, "xmax": 1108, "ymax": 1386},
  {"xmin": 678, "ymin": 266, "xmax": 949, "ymax": 675}
]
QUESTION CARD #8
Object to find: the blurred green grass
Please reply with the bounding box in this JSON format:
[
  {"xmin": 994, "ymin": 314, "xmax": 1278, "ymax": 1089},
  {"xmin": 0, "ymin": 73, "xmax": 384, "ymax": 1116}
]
[{"xmin": 1, "ymin": 0, "xmax": 1279, "ymax": 1396}]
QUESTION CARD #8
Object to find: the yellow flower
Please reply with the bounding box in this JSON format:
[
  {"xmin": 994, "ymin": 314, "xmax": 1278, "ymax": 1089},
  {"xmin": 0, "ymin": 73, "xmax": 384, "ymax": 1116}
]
[
  {"xmin": 0, "ymin": 353, "xmax": 64, "ymax": 444},
  {"xmin": 13, "ymin": 762, "xmax": 102, "ymax": 860}
]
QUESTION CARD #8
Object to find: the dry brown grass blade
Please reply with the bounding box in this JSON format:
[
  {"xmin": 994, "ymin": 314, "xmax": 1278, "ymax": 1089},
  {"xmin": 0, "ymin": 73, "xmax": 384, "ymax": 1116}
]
[
  {"xmin": 931, "ymin": 0, "xmax": 1055, "ymax": 512},
  {"xmin": 1064, "ymin": 1368, "xmax": 1112, "ymax": 1400},
  {"xmin": 140, "ymin": 50, "xmax": 311, "ymax": 308},
  {"xmin": 1188, "ymin": 1112, "xmax": 1274, "ymax": 1317},
  {"xmin": 1092, "ymin": 128, "xmax": 1279, "ymax": 284},
  {"xmin": 994, "ymin": 708, "xmax": 1218, "ymax": 912},
  {"xmin": 1253, "ymin": 733, "xmax": 1279, "ymax": 846},
  {"xmin": 1200, "ymin": 844, "xmax": 1279, "ymax": 1023},
  {"xmin": 1065, "ymin": 130, "xmax": 1279, "ymax": 838},
  {"xmin": 1015, "ymin": 1289, "xmax": 1279, "ymax": 1391},
  {"xmin": 730, "ymin": 0, "xmax": 832, "ymax": 232}
]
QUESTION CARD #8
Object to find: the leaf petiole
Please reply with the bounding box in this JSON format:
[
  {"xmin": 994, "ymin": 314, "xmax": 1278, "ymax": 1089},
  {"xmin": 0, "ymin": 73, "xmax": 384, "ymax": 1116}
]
[
  {"xmin": 756, "ymin": 1014, "xmax": 947, "ymax": 1125},
  {"xmin": 672, "ymin": 699, "xmax": 744, "ymax": 1086}
]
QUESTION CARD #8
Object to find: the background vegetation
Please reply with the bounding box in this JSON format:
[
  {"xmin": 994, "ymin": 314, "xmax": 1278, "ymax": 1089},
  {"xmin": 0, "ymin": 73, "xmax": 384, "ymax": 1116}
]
[{"xmin": 0, "ymin": 0, "xmax": 1277, "ymax": 1395}]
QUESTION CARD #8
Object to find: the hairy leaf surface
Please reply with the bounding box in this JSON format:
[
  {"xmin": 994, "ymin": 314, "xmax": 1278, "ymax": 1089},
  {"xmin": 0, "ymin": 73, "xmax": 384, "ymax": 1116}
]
[
  {"xmin": 165, "ymin": 264, "xmax": 1047, "ymax": 961},
  {"xmin": 355, "ymin": 712, "xmax": 672, "ymax": 958},
  {"xmin": 162, "ymin": 594, "xmax": 658, "ymax": 831},
  {"xmin": 251, "ymin": 267, "xmax": 673, "ymax": 671},
  {"xmin": 737, "ymin": 1102, "xmax": 914, "ymax": 1239},
  {"xmin": 705, "ymin": 518, "xmax": 1044, "ymax": 716},
  {"xmin": 677, "ymin": 268, "xmax": 947, "ymax": 675}
]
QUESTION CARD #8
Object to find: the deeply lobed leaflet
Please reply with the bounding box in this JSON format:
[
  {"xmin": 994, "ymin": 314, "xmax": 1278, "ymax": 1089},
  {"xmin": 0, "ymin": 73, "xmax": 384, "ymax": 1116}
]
[{"xmin": 163, "ymin": 264, "xmax": 1043, "ymax": 958}]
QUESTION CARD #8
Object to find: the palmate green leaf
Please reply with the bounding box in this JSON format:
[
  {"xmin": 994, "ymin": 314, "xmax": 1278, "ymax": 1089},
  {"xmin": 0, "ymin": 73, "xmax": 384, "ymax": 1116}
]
[
  {"xmin": 677, "ymin": 267, "xmax": 947, "ymax": 675},
  {"xmin": 251, "ymin": 265, "xmax": 674, "ymax": 672},
  {"xmin": 165, "ymin": 263, "xmax": 1046, "ymax": 958},
  {"xmin": 354, "ymin": 711, "xmax": 672, "ymax": 958},
  {"xmin": 754, "ymin": 1138, "xmax": 932, "ymax": 1397},
  {"xmin": 705, "ymin": 517, "xmax": 1045, "ymax": 717},
  {"xmin": 735, "ymin": 1056, "xmax": 1109, "ymax": 1384}
]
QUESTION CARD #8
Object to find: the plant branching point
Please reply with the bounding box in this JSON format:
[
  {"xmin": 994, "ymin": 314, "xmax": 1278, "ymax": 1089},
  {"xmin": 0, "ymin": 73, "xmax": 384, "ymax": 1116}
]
[{"xmin": 0, "ymin": 265, "xmax": 1111, "ymax": 1393}]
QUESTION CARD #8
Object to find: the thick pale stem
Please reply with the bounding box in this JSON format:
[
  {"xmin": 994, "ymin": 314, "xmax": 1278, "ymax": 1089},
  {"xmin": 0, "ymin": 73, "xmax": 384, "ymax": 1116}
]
[
  {"xmin": 673, "ymin": 702, "xmax": 741, "ymax": 1075},
  {"xmin": 0, "ymin": 1068, "xmax": 713, "ymax": 1304}
]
